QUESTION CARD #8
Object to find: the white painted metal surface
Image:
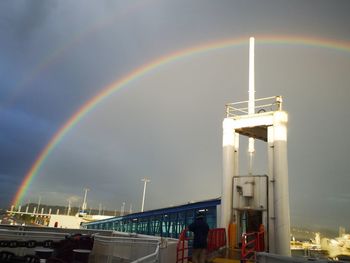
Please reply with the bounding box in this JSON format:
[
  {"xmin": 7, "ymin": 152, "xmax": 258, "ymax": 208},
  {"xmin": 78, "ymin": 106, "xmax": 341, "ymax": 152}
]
[
  {"xmin": 248, "ymin": 37, "xmax": 256, "ymax": 174},
  {"xmin": 222, "ymin": 106, "xmax": 290, "ymax": 255},
  {"xmin": 271, "ymin": 111, "xmax": 291, "ymax": 256},
  {"xmin": 141, "ymin": 178, "xmax": 150, "ymax": 212},
  {"xmin": 221, "ymin": 118, "xmax": 236, "ymax": 233}
]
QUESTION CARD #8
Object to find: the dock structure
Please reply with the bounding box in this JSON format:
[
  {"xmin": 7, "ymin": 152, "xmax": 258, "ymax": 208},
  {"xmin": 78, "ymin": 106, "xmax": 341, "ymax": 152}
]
[
  {"xmin": 83, "ymin": 198, "xmax": 220, "ymax": 238},
  {"xmin": 222, "ymin": 96, "xmax": 290, "ymax": 256}
]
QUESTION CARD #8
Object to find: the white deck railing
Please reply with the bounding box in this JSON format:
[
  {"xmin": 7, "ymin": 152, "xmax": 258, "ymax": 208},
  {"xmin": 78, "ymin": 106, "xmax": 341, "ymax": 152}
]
[
  {"xmin": 225, "ymin": 96, "xmax": 283, "ymax": 117},
  {"xmin": 91, "ymin": 232, "xmax": 177, "ymax": 263}
]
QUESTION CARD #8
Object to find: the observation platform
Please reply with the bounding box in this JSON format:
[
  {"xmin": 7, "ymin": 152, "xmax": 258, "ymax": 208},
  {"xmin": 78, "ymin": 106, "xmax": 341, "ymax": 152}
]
[{"xmin": 225, "ymin": 96, "xmax": 283, "ymax": 141}]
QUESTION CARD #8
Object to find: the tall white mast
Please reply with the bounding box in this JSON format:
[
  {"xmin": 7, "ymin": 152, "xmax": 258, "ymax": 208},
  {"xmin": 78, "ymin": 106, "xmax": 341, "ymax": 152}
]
[{"xmin": 248, "ymin": 37, "xmax": 255, "ymax": 174}]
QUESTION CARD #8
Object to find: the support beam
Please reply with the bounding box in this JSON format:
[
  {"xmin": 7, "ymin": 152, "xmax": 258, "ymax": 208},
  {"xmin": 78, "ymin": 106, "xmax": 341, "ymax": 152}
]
[
  {"xmin": 222, "ymin": 118, "xmax": 238, "ymax": 234},
  {"xmin": 272, "ymin": 111, "xmax": 291, "ymax": 256}
]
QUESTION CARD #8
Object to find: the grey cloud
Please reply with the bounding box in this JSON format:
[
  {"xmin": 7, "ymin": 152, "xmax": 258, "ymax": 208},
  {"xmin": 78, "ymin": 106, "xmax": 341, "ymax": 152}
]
[{"xmin": 0, "ymin": 1, "xmax": 56, "ymax": 40}]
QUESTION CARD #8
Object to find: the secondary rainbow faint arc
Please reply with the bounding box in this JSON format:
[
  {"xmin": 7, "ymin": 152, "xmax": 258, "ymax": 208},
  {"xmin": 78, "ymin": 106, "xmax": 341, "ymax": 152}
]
[{"xmin": 11, "ymin": 35, "xmax": 350, "ymax": 207}]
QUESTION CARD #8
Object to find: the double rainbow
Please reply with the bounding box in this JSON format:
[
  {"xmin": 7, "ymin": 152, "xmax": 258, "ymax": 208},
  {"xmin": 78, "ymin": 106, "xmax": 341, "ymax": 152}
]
[{"xmin": 11, "ymin": 35, "xmax": 350, "ymax": 207}]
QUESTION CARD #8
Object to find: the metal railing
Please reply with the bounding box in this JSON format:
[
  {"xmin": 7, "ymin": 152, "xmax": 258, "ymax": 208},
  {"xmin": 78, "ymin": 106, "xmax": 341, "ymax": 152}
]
[
  {"xmin": 91, "ymin": 234, "xmax": 159, "ymax": 262},
  {"xmin": 91, "ymin": 232, "xmax": 179, "ymax": 263},
  {"xmin": 132, "ymin": 245, "xmax": 159, "ymax": 263},
  {"xmin": 176, "ymin": 228, "xmax": 190, "ymax": 263},
  {"xmin": 176, "ymin": 227, "xmax": 227, "ymax": 263},
  {"xmin": 207, "ymin": 228, "xmax": 226, "ymax": 253},
  {"xmin": 225, "ymin": 96, "xmax": 283, "ymax": 118},
  {"xmin": 0, "ymin": 228, "xmax": 69, "ymax": 256},
  {"xmin": 241, "ymin": 230, "xmax": 265, "ymax": 262}
]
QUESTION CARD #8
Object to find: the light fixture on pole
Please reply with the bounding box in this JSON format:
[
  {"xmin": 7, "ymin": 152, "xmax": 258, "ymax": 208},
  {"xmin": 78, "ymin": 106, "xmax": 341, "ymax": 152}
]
[{"xmin": 141, "ymin": 178, "xmax": 150, "ymax": 212}]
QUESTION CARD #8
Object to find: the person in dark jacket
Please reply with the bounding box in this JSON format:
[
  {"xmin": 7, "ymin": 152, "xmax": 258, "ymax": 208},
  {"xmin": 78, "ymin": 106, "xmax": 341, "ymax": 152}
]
[{"xmin": 188, "ymin": 212, "xmax": 209, "ymax": 263}]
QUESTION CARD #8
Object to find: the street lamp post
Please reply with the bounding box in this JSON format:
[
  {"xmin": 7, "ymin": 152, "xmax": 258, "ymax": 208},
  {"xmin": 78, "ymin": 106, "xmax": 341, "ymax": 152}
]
[
  {"xmin": 141, "ymin": 178, "xmax": 150, "ymax": 212},
  {"xmin": 82, "ymin": 188, "xmax": 90, "ymax": 213}
]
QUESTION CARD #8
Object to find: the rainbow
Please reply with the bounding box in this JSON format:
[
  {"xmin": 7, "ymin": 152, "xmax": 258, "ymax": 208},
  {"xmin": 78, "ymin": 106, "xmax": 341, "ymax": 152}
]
[{"xmin": 11, "ymin": 35, "xmax": 350, "ymax": 207}]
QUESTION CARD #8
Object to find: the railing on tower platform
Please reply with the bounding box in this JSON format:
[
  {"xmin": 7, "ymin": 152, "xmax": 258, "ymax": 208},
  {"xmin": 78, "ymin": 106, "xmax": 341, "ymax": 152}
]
[{"xmin": 225, "ymin": 96, "xmax": 283, "ymax": 118}]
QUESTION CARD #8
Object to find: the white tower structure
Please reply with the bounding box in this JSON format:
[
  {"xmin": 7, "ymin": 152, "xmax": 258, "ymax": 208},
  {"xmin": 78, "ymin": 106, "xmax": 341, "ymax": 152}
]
[{"xmin": 221, "ymin": 37, "xmax": 290, "ymax": 256}]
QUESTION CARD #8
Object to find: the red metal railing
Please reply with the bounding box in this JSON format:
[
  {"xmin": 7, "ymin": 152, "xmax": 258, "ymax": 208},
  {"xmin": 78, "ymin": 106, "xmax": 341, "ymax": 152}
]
[
  {"xmin": 176, "ymin": 228, "xmax": 190, "ymax": 263},
  {"xmin": 241, "ymin": 230, "xmax": 265, "ymax": 262},
  {"xmin": 207, "ymin": 228, "xmax": 226, "ymax": 253},
  {"xmin": 176, "ymin": 228, "xmax": 226, "ymax": 263}
]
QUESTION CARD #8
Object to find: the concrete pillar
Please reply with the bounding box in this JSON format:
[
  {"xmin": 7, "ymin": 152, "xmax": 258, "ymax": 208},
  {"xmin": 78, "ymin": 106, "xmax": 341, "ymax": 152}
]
[{"xmin": 272, "ymin": 111, "xmax": 290, "ymax": 256}]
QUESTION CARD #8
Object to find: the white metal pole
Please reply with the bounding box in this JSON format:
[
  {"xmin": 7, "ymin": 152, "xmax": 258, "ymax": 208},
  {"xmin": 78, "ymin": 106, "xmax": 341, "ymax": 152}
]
[
  {"xmin": 221, "ymin": 118, "xmax": 236, "ymax": 234},
  {"xmin": 36, "ymin": 195, "xmax": 41, "ymax": 215},
  {"xmin": 82, "ymin": 188, "xmax": 89, "ymax": 213},
  {"xmin": 121, "ymin": 202, "xmax": 125, "ymax": 216},
  {"xmin": 248, "ymin": 37, "xmax": 255, "ymax": 174},
  {"xmin": 141, "ymin": 178, "xmax": 150, "ymax": 212},
  {"xmin": 67, "ymin": 200, "xmax": 71, "ymax": 215},
  {"xmin": 248, "ymin": 37, "xmax": 255, "ymax": 115}
]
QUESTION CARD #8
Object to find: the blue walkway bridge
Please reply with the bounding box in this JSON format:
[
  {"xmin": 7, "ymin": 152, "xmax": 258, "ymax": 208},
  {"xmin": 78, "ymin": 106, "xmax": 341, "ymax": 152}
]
[{"xmin": 82, "ymin": 198, "xmax": 220, "ymax": 238}]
